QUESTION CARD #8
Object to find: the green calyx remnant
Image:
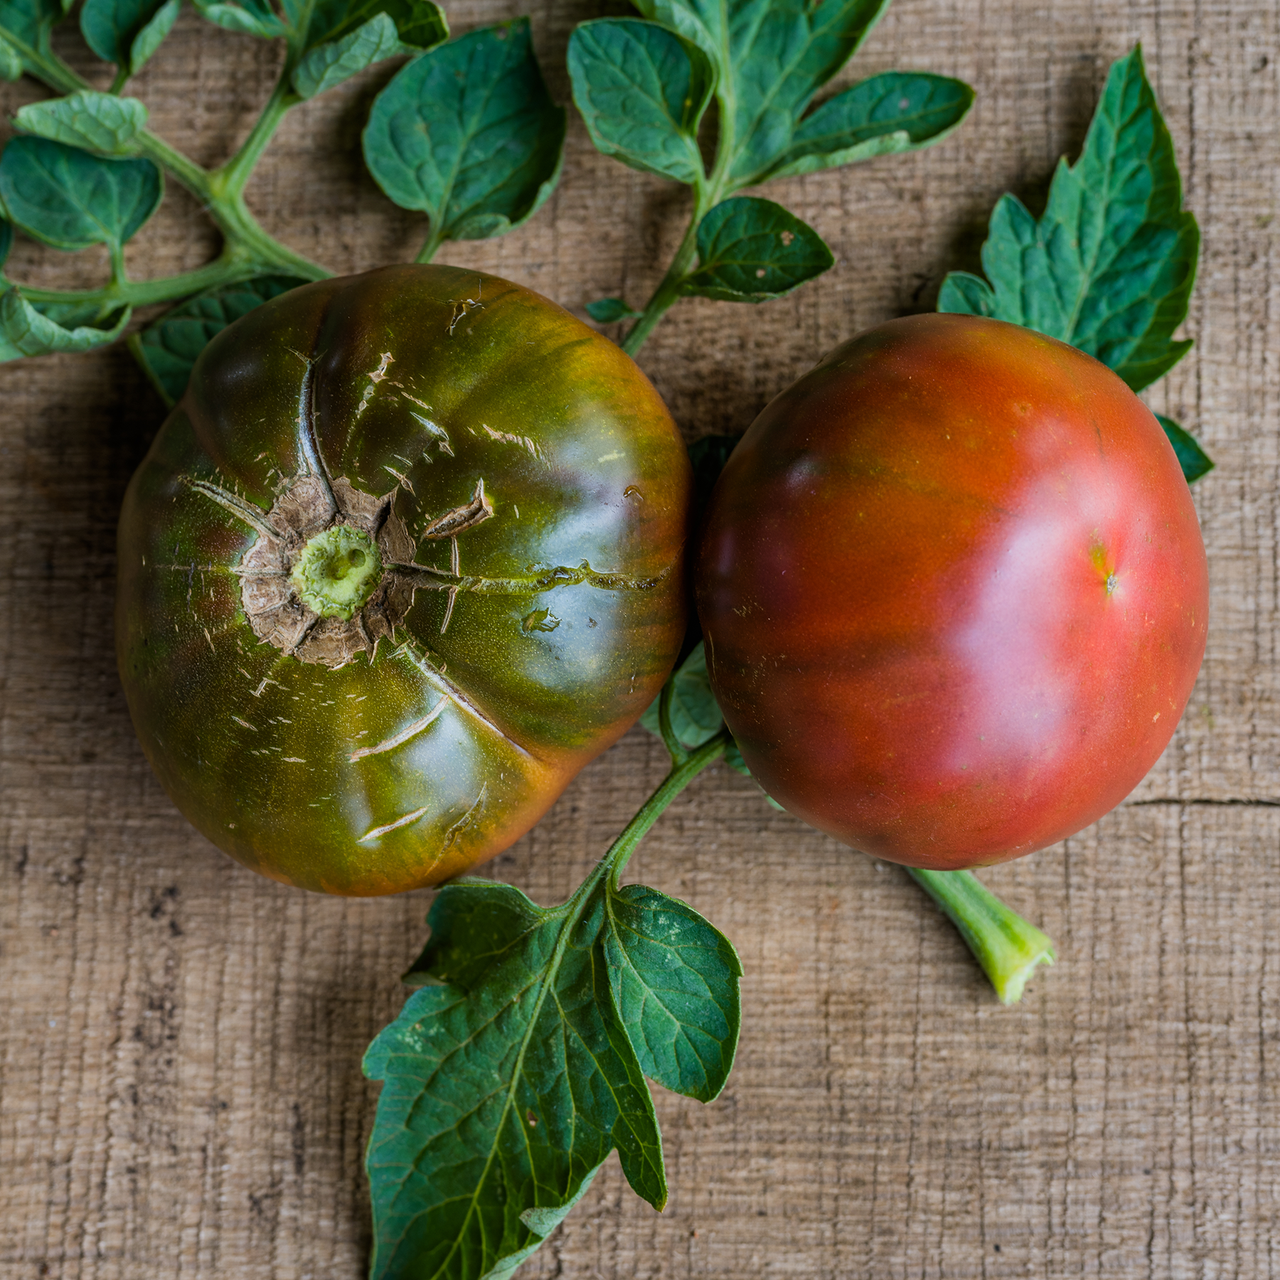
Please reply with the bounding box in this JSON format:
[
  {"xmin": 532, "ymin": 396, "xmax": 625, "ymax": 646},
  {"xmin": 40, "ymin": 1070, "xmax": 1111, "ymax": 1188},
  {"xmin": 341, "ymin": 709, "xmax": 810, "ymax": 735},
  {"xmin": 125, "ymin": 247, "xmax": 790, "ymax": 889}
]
[
  {"xmin": 937, "ymin": 45, "xmax": 1213, "ymax": 484},
  {"xmin": 290, "ymin": 525, "xmax": 381, "ymax": 620},
  {"xmin": 908, "ymin": 869, "xmax": 1055, "ymax": 1005}
]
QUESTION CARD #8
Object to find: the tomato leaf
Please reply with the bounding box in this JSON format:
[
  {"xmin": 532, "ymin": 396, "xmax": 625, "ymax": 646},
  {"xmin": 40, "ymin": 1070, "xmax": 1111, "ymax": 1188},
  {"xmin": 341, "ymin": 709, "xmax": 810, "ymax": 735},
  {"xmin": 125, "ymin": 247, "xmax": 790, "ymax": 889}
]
[
  {"xmin": 291, "ymin": 12, "xmax": 403, "ymax": 99},
  {"xmin": 937, "ymin": 45, "xmax": 1209, "ymax": 480},
  {"xmin": 0, "ymin": 0, "xmax": 68, "ymax": 53},
  {"xmin": 640, "ymin": 641, "xmax": 723, "ymax": 748},
  {"xmin": 681, "ymin": 196, "xmax": 833, "ymax": 302},
  {"xmin": 628, "ymin": 0, "xmax": 888, "ymax": 187},
  {"xmin": 131, "ymin": 274, "xmax": 309, "ymax": 406},
  {"xmin": 567, "ymin": 18, "xmax": 713, "ymax": 185},
  {"xmin": 290, "ymin": 0, "xmax": 447, "ymax": 97},
  {"xmin": 585, "ymin": 296, "xmax": 642, "ymax": 323},
  {"xmin": 14, "ymin": 91, "xmax": 148, "ymax": 155},
  {"xmin": 363, "ymin": 19, "xmax": 565, "ymax": 244},
  {"xmin": 0, "ymin": 30, "xmax": 25, "ymax": 78},
  {"xmin": 1156, "ymin": 414, "xmax": 1214, "ymax": 484},
  {"xmin": 938, "ymin": 45, "xmax": 1197, "ymax": 394},
  {"xmin": 0, "ymin": 136, "xmax": 162, "ymax": 252},
  {"xmin": 0, "ymin": 287, "xmax": 129, "ymax": 360},
  {"xmin": 191, "ymin": 0, "xmax": 286, "ymax": 39},
  {"xmin": 300, "ymin": 0, "xmax": 445, "ymax": 50},
  {"xmin": 80, "ymin": 0, "xmax": 180, "ymax": 76},
  {"xmin": 0, "ymin": 216, "xmax": 12, "ymax": 267},
  {"xmin": 764, "ymin": 70, "xmax": 974, "ymax": 181},
  {"xmin": 365, "ymin": 879, "xmax": 666, "ymax": 1280},
  {"xmin": 602, "ymin": 884, "xmax": 741, "ymax": 1103}
]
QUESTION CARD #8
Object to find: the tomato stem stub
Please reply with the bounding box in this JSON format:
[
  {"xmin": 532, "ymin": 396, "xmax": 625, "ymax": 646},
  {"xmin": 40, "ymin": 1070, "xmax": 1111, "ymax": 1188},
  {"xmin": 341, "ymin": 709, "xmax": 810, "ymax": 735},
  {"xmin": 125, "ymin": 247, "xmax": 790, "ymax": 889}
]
[{"xmin": 291, "ymin": 525, "xmax": 383, "ymax": 619}]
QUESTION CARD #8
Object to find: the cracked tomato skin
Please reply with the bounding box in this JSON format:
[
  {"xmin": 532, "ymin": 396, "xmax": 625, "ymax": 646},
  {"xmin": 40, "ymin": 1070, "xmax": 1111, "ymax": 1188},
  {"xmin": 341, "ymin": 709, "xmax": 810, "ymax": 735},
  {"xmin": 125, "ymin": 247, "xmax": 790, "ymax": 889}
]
[
  {"xmin": 117, "ymin": 265, "xmax": 691, "ymax": 895},
  {"xmin": 696, "ymin": 313, "xmax": 1208, "ymax": 870}
]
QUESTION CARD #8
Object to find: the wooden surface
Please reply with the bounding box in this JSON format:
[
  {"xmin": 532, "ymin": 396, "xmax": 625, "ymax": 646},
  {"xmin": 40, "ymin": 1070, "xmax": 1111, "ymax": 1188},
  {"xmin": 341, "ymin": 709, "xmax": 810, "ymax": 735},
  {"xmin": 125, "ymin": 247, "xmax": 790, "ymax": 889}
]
[{"xmin": 2, "ymin": 0, "xmax": 1277, "ymax": 1275}]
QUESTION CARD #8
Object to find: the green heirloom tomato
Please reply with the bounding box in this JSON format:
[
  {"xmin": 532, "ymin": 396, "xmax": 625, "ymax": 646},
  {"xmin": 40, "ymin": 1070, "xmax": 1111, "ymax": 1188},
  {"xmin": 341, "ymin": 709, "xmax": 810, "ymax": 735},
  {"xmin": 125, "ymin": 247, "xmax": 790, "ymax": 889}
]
[
  {"xmin": 116, "ymin": 265, "xmax": 691, "ymax": 895},
  {"xmin": 697, "ymin": 314, "xmax": 1208, "ymax": 870}
]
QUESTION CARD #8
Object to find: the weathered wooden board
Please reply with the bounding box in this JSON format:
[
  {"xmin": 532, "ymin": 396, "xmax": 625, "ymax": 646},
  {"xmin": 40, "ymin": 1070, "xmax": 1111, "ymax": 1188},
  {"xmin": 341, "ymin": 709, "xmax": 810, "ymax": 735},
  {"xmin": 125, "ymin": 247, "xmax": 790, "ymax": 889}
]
[{"xmin": 2, "ymin": 0, "xmax": 1277, "ymax": 1275}]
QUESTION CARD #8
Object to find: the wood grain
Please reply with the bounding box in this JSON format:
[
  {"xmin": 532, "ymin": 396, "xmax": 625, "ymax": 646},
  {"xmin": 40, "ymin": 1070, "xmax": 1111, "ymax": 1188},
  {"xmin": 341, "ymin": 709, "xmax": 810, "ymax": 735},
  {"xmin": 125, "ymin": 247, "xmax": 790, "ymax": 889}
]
[{"xmin": 3, "ymin": 0, "xmax": 1278, "ymax": 1275}]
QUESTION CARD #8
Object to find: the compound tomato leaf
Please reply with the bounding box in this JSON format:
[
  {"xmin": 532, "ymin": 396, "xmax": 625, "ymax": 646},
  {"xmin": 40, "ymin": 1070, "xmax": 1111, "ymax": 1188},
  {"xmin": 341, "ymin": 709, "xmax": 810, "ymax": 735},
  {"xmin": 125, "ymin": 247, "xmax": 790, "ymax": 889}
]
[
  {"xmin": 937, "ymin": 45, "xmax": 1209, "ymax": 479},
  {"xmin": 626, "ymin": 0, "xmax": 890, "ymax": 189},
  {"xmin": 681, "ymin": 196, "xmax": 833, "ymax": 302},
  {"xmin": 15, "ymin": 91, "xmax": 148, "ymax": 155},
  {"xmin": 363, "ymin": 19, "xmax": 564, "ymax": 247},
  {"xmin": 80, "ymin": 0, "xmax": 179, "ymax": 75},
  {"xmin": 766, "ymin": 71, "xmax": 974, "ymax": 182},
  {"xmin": 0, "ymin": 288, "xmax": 129, "ymax": 360},
  {"xmin": 1156, "ymin": 414, "xmax": 1214, "ymax": 484},
  {"xmin": 938, "ymin": 45, "xmax": 1198, "ymax": 394},
  {"xmin": 0, "ymin": 136, "xmax": 162, "ymax": 251},
  {"xmin": 365, "ymin": 880, "xmax": 666, "ymax": 1280},
  {"xmin": 603, "ymin": 883, "xmax": 741, "ymax": 1103},
  {"xmin": 291, "ymin": 12, "xmax": 403, "ymax": 99},
  {"xmin": 130, "ymin": 274, "xmax": 309, "ymax": 406},
  {"xmin": 568, "ymin": 18, "xmax": 712, "ymax": 185},
  {"xmin": 639, "ymin": 641, "xmax": 723, "ymax": 748}
]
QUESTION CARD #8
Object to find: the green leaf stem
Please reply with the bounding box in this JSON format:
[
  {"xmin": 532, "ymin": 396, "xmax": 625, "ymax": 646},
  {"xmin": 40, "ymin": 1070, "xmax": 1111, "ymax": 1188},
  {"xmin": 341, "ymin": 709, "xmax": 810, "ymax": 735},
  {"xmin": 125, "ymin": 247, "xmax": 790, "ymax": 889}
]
[
  {"xmin": 0, "ymin": 135, "xmax": 162, "ymax": 251},
  {"xmin": 568, "ymin": 18, "xmax": 712, "ymax": 184},
  {"xmin": 682, "ymin": 196, "xmax": 833, "ymax": 301},
  {"xmin": 363, "ymin": 19, "xmax": 565, "ymax": 261},
  {"xmin": 80, "ymin": 0, "xmax": 179, "ymax": 77},
  {"xmin": 14, "ymin": 91, "xmax": 148, "ymax": 154},
  {"xmin": 131, "ymin": 274, "xmax": 309, "ymax": 406}
]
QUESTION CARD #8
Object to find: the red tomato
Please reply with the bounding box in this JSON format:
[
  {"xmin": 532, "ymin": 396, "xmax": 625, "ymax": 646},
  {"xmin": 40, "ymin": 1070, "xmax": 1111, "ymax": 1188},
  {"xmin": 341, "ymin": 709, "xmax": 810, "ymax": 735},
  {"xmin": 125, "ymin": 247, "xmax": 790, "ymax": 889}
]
[{"xmin": 696, "ymin": 314, "xmax": 1208, "ymax": 870}]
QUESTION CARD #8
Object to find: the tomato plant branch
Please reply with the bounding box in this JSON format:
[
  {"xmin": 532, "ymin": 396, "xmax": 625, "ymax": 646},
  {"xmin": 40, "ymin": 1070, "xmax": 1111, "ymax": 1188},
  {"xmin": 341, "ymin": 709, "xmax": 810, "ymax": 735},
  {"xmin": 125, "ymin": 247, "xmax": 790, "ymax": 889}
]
[
  {"xmin": 210, "ymin": 67, "xmax": 300, "ymax": 202},
  {"xmin": 10, "ymin": 249, "xmax": 273, "ymax": 310},
  {"xmin": 620, "ymin": 202, "xmax": 704, "ymax": 357},
  {"xmin": 620, "ymin": 148, "xmax": 732, "ymax": 358},
  {"xmin": 908, "ymin": 868, "xmax": 1055, "ymax": 1004},
  {"xmin": 14, "ymin": 42, "xmax": 328, "ymax": 283},
  {"xmin": 588, "ymin": 729, "xmax": 730, "ymax": 897}
]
